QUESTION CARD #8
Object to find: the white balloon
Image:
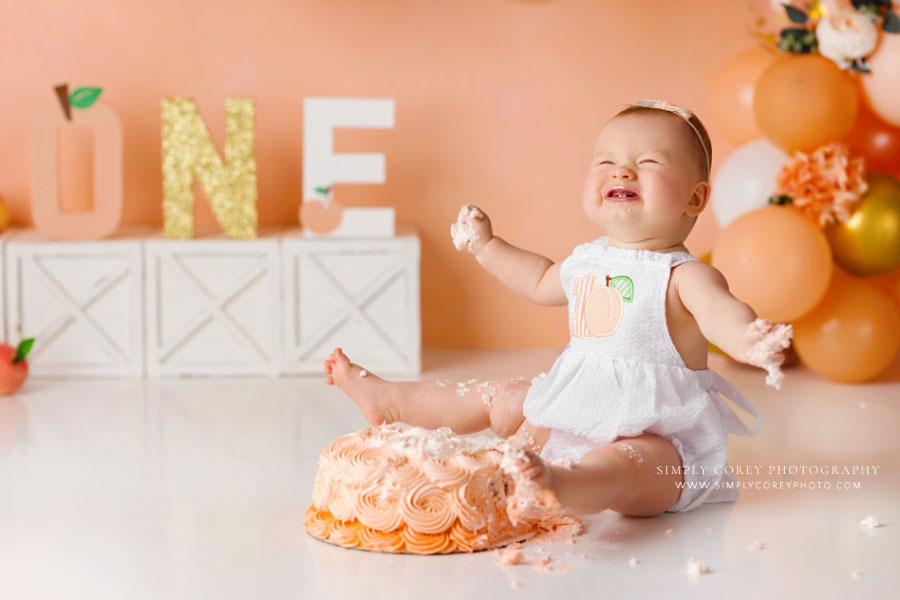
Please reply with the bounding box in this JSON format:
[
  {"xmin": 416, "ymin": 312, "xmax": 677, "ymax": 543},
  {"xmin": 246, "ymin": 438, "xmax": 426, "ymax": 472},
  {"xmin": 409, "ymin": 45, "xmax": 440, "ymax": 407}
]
[{"xmin": 711, "ymin": 139, "xmax": 788, "ymax": 228}]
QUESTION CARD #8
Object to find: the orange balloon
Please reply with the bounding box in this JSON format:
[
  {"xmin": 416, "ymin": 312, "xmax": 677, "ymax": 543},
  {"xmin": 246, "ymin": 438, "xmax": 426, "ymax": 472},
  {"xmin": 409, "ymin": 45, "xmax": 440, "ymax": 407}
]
[
  {"xmin": 793, "ymin": 270, "xmax": 900, "ymax": 383},
  {"xmin": 865, "ymin": 267, "xmax": 900, "ymax": 312},
  {"xmin": 846, "ymin": 103, "xmax": 900, "ymax": 175},
  {"xmin": 712, "ymin": 206, "xmax": 832, "ymax": 322},
  {"xmin": 711, "ymin": 47, "xmax": 776, "ymax": 144},
  {"xmin": 753, "ymin": 54, "xmax": 858, "ymax": 152}
]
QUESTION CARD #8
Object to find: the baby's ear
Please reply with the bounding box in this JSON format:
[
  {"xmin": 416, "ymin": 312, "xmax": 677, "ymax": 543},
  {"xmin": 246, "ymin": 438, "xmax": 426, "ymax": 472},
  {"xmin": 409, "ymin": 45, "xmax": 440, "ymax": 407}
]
[{"xmin": 685, "ymin": 181, "xmax": 710, "ymax": 217}]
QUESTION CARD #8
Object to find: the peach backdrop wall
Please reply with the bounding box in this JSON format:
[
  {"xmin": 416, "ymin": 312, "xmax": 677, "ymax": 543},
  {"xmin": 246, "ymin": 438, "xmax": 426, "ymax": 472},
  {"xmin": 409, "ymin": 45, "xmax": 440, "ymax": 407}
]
[{"xmin": 0, "ymin": 0, "xmax": 756, "ymax": 349}]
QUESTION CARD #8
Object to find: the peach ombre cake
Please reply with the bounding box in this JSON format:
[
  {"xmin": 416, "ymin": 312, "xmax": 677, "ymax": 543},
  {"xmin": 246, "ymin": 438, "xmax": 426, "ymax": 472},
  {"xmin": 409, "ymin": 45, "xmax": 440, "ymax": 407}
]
[{"xmin": 304, "ymin": 424, "xmax": 581, "ymax": 554}]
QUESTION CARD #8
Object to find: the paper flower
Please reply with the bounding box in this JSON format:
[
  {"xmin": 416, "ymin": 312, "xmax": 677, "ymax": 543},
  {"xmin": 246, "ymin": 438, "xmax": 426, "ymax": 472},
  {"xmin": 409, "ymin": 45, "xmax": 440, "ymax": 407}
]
[
  {"xmin": 774, "ymin": 143, "xmax": 868, "ymax": 227},
  {"xmin": 815, "ymin": 8, "xmax": 879, "ymax": 68}
]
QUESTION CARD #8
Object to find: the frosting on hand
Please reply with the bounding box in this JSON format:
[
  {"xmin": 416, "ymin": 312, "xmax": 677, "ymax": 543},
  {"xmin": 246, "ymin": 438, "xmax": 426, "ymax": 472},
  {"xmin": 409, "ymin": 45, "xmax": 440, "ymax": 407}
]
[
  {"xmin": 451, "ymin": 204, "xmax": 485, "ymax": 253},
  {"xmin": 741, "ymin": 318, "xmax": 793, "ymax": 390}
]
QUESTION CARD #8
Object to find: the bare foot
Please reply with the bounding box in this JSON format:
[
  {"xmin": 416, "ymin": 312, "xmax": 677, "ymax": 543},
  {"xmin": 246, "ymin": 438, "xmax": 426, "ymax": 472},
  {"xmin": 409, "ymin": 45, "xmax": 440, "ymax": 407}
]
[{"xmin": 323, "ymin": 347, "xmax": 398, "ymax": 426}]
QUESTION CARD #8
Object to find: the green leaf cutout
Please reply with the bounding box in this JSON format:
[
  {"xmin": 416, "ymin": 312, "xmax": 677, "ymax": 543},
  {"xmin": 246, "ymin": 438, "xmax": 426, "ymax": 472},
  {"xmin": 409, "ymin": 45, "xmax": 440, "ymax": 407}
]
[
  {"xmin": 314, "ymin": 186, "xmax": 332, "ymax": 197},
  {"xmin": 783, "ymin": 4, "xmax": 808, "ymax": 24},
  {"xmin": 13, "ymin": 338, "xmax": 34, "ymax": 364},
  {"xmin": 608, "ymin": 275, "xmax": 634, "ymax": 303},
  {"xmin": 69, "ymin": 87, "xmax": 103, "ymax": 109}
]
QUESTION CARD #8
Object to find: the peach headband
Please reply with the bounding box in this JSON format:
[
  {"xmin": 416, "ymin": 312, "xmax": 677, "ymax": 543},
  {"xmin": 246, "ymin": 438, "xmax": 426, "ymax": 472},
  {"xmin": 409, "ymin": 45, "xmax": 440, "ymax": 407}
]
[{"xmin": 633, "ymin": 99, "xmax": 711, "ymax": 176}]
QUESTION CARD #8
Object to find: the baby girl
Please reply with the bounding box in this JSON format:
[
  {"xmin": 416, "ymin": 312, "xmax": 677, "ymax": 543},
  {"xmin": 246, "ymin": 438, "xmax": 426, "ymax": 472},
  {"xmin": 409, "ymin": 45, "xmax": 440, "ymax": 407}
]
[{"xmin": 324, "ymin": 100, "xmax": 792, "ymax": 517}]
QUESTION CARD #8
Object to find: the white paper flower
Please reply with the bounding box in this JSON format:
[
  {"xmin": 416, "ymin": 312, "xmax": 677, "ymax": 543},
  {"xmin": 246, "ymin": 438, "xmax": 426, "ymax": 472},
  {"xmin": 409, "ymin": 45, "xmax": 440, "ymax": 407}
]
[{"xmin": 816, "ymin": 8, "xmax": 879, "ymax": 69}]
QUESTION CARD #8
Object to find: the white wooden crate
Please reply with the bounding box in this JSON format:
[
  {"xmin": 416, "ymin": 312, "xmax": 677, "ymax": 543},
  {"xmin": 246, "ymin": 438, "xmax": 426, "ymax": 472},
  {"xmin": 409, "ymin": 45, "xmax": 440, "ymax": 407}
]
[
  {"xmin": 144, "ymin": 234, "xmax": 281, "ymax": 377},
  {"xmin": 2, "ymin": 228, "xmax": 147, "ymax": 377},
  {"xmin": 281, "ymin": 227, "xmax": 420, "ymax": 376}
]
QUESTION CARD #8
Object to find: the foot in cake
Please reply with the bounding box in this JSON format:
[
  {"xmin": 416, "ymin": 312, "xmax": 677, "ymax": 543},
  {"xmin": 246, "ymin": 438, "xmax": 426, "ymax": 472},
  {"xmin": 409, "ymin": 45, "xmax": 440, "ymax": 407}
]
[{"xmin": 324, "ymin": 348, "xmax": 398, "ymax": 426}]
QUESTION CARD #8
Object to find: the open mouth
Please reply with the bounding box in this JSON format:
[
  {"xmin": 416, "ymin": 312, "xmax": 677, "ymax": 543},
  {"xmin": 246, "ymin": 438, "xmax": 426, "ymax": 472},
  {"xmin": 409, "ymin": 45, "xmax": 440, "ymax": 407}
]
[{"xmin": 605, "ymin": 187, "xmax": 641, "ymax": 201}]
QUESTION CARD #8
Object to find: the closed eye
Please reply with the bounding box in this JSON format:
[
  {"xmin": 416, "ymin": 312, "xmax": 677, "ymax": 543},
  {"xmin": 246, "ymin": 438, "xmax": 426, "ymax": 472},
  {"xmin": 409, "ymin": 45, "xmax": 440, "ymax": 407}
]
[{"xmin": 639, "ymin": 159, "xmax": 659, "ymax": 164}]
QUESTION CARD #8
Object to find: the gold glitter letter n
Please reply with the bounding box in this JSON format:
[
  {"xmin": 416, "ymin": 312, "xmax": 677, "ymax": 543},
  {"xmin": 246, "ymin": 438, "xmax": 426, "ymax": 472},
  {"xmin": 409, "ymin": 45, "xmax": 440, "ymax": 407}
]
[{"xmin": 161, "ymin": 98, "xmax": 258, "ymax": 239}]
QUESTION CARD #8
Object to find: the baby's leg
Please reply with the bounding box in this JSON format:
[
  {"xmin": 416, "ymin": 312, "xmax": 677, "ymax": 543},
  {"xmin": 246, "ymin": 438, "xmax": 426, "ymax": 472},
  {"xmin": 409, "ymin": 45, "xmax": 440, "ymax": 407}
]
[
  {"xmin": 324, "ymin": 347, "xmax": 533, "ymax": 436},
  {"xmin": 515, "ymin": 433, "xmax": 684, "ymax": 517}
]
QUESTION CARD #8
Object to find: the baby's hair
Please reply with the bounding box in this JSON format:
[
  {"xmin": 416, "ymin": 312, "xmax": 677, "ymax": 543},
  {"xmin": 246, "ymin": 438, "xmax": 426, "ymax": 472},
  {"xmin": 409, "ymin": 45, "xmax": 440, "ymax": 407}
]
[{"xmin": 612, "ymin": 105, "xmax": 712, "ymax": 182}]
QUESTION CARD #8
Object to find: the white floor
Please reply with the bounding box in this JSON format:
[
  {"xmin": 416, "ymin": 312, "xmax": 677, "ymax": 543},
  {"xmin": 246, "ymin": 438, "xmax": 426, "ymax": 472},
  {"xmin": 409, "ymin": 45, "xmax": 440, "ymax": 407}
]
[{"xmin": 0, "ymin": 349, "xmax": 897, "ymax": 600}]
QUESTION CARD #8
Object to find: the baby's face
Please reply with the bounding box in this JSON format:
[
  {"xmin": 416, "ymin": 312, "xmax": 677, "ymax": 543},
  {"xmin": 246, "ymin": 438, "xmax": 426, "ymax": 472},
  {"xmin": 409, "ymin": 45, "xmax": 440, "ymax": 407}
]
[{"xmin": 582, "ymin": 112, "xmax": 709, "ymax": 246}]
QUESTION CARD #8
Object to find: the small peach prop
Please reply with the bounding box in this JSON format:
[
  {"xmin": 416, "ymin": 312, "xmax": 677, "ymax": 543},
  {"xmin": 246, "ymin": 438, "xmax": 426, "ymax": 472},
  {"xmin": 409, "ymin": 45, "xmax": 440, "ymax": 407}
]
[
  {"xmin": 585, "ymin": 275, "xmax": 633, "ymax": 337},
  {"xmin": 0, "ymin": 338, "xmax": 34, "ymax": 395},
  {"xmin": 793, "ymin": 271, "xmax": 900, "ymax": 383},
  {"xmin": 753, "ymin": 54, "xmax": 858, "ymax": 152},
  {"xmin": 712, "ymin": 206, "xmax": 832, "ymax": 322},
  {"xmin": 711, "ymin": 47, "xmax": 775, "ymax": 145},
  {"xmin": 300, "ymin": 186, "xmax": 343, "ymax": 234}
]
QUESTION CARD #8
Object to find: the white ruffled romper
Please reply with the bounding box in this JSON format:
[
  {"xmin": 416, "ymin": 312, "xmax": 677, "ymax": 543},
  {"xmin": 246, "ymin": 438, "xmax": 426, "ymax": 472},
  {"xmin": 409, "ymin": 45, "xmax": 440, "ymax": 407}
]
[{"xmin": 522, "ymin": 236, "xmax": 762, "ymax": 512}]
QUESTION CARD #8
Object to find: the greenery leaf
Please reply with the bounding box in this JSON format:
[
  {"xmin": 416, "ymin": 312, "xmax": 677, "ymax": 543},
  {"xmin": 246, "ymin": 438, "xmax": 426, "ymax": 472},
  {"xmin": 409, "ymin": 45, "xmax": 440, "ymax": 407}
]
[
  {"xmin": 13, "ymin": 338, "xmax": 35, "ymax": 363},
  {"xmin": 778, "ymin": 28, "xmax": 818, "ymax": 53},
  {"xmin": 769, "ymin": 195, "xmax": 793, "ymax": 206},
  {"xmin": 884, "ymin": 11, "xmax": 900, "ymax": 32},
  {"xmin": 314, "ymin": 186, "xmax": 332, "ymax": 196},
  {"xmin": 69, "ymin": 87, "xmax": 103, "ymax": 109},
  {"xmin": 851, "ymin": 58, "xmax": 872, "ymax": 73},
  {"xmin": 783, "ymin": 4, "xmax": 809, "ymax": 24}
]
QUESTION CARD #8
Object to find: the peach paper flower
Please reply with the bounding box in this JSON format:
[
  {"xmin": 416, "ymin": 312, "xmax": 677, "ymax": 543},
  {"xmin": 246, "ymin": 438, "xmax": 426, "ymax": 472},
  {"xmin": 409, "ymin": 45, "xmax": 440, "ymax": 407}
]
[{"xmin": 774, "ymin": 143, "xmax": 868, "ymax": 227}]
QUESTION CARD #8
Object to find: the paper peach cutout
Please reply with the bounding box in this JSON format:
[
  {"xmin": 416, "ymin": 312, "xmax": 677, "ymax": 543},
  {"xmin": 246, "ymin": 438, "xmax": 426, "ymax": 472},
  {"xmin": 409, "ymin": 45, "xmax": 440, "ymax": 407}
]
[
  {"xmin": 29, "ymin": 100, "xmax": 123, "ymax": 240},
  {"xmin": 300, "ymin": 198, "xmax": 343, "ymax": 234}
]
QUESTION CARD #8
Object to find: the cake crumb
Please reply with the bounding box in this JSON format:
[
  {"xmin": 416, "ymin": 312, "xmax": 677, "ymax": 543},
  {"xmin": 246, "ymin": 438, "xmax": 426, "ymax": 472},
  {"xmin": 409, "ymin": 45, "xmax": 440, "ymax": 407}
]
[
  {"xmin": 435, "ymin": 380, "xmax": 447, "ymax": 387},
  {"xmin": 628, "ymin": 557, "xmax": 639, "ymax": 568},
  {"xmin": 494, "ymin": 543, "xmax": 525, "ymax": 566},
  {"xmin": 617, "ymin": 442, "xmax": 645, "ymax": 463},
  {"xmin": 534, "ymin": 555, "xmax": 553, "ymax": 571},
  {"xmin": 748, "ymin": 539, "xmax": 766, "ymax": 551},
  {"xmin": 509, "ymin": 580, "xmax": 521, "ymax": 589},
  {"xmin": 665, "ymin": 528, "xmax": 674, "ymax": 536},
  {"xmin": 860, "ymin": 515, "xmax": 882, "ymax": 528},
  {"xmin": 550, "ymin": 458, "xmax": 574, "ymax": 470},
  {"xmin": 859, "ymin": 401, "xmax": 868, "ymax": 409},
  {"xmin": 851, "ymin": 570, "xmax": 863, "ymax": 579},
  {"xmin": 686, "ymin": 557, "xmax": 711, "ymax": 576},
  {"xmin": 359, "ymin": 369, "xmax": 367, "ymax": 377},
  {"xmin": 704, "ymin": 527, "xmax": 713, "ymax": 535}
]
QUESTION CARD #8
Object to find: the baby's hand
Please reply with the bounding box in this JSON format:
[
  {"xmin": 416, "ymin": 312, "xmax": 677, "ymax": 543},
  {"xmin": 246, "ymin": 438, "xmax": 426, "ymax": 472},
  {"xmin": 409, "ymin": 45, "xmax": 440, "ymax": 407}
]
[
  {"xmin": 739, "ymin": 318, "xmax": 793, "ymax": 390},
  {"xmin": 450, "ymin": 204, "xmax": 492, "ymax": 254}
]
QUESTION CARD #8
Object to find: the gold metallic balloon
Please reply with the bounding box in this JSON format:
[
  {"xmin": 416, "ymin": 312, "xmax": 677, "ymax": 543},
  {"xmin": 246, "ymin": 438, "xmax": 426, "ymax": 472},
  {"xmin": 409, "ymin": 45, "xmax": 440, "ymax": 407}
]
[{"xmin": 826, "ymin": 174, "xmax": 900, "ymax": 276}]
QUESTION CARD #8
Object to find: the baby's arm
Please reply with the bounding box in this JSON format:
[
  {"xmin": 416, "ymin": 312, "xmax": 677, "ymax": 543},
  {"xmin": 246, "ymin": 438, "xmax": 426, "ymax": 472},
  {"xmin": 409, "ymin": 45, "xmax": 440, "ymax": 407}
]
[
  {"xmin": 675, "ymin": 261, "xmax": 793, "ymax": 389},
  {"xmin": 451, "ymin": 205, "xmax": 565, "ymax": 306}
]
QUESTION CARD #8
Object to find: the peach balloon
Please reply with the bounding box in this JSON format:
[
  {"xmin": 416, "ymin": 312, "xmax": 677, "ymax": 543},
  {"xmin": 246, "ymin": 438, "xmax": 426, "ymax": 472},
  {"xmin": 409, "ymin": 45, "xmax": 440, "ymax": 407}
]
[
  {"xmin": 711, "ymin": 47, "xmax": 776, "ymax": 144},
  {"xmin": 865, "ymin": 268, "xmax": 900, "ymax": 312},
  {"xmin": 753, "ymin": 54, "xmax": 858, "ymax": 152},
  {"xmin": 712, "ymin": 206, "xmax": 832, "ymax": 322},
  {"xmin": 793, "ymin": 270, "xmax": 900, "ymax": 383},
  {"xmin": 861, "ymin": 29, "xmax": 900, "ymax": 128}
]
